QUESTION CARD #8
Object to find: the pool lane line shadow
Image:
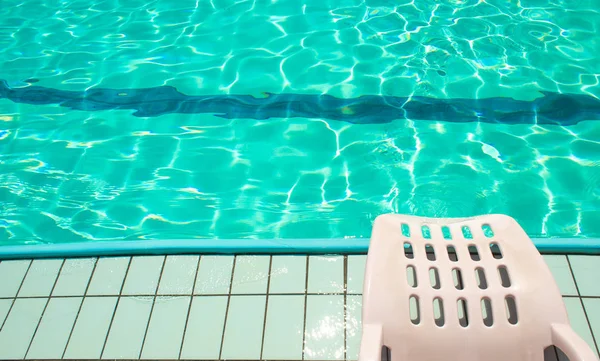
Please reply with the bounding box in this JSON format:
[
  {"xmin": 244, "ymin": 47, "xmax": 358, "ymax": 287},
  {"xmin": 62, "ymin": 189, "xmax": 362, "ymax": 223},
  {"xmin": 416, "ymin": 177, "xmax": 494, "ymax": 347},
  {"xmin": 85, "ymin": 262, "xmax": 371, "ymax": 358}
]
[{"xmin": 1, "ymin": 80, "xmax": 599, "ymax": 125}]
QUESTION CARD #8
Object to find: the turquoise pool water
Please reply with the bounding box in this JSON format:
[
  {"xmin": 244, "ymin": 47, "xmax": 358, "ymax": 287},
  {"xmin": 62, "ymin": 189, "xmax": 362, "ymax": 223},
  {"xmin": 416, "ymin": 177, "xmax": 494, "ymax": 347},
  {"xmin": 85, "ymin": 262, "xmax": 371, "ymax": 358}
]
[{"xmin": 0, "ymin": 0, "xmax": 599, "ymax": 245}]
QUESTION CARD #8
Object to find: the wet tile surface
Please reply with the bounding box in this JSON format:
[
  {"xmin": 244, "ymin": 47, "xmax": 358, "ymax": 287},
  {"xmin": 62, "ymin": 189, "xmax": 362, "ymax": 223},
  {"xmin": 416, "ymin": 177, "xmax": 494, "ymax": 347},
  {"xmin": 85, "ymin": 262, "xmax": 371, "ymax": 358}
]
[
  {"xmin": 18, "ymin": 259, "xmax": 63, "ymax": 297},
  {"xmin": 221, "ymin": 295, "xmax": 266, "ymax": 360},
  {"xmin": 269, "ymin": 256, "xmax": 307, "ymax": 294},
  {"xmin": 262, "ymin": 295, "xmax": 304, "ymax": 360},
  {"xmin": 0, "ymin": 298, "xmax": 47, "ymax": 359},
  {"xmin": 102, "ymin": 296, "xmax": 154, "ymax": 359},
  {"xmin": 27, "ymin": 297, "xmax": 82, "ymax": 359},
  {"xmin": 570, "ymin": 255, "xmax": 600, "ymax": 297},
  {"xmin": 86, "ymin": 257, "xmax": 130, "ymax": 296},
  {"xmin": 307, "ymin": 256, "xmax": 344, "ymax": 294},
  {"xmin": 0, "ymin": 253, "xmax": 598, "ymax": 360},
  {"xmin": 158, "ymin": 256, "xmax": 199, "ymax": 295},
  {"xmin": 63, "ymin": 296, "xmax": 118, "ymax": 359},
  {"xmin": 53, "ymin": 258, "xmax": 96, "ymax": 296},
  {"xmin": 121, "ymin": 256, "xmax": 164, "ymax": 296},
  {"xmin": 0, "ymin": 260, "xmax": 31, "ymax": 298},
  {"xmin": 141, "ymin": 296, "xmax": 191, "ymax": 359}
]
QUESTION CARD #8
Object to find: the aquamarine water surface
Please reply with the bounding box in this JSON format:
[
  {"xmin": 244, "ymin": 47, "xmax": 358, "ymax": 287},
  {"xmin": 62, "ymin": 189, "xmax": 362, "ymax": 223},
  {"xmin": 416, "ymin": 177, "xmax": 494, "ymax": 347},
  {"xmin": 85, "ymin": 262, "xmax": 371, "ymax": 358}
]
[{"xmin": 0, "ymin": 0, "xmax": 599, "ymax": 244}]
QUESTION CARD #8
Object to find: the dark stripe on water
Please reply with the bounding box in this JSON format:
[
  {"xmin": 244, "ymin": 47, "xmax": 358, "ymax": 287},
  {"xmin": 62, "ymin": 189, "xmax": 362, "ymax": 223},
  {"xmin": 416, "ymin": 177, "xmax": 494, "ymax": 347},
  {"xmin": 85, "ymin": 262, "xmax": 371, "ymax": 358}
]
[{"xmin": 1, "ymin": 79, "xmax": 598, "ymax": 125}]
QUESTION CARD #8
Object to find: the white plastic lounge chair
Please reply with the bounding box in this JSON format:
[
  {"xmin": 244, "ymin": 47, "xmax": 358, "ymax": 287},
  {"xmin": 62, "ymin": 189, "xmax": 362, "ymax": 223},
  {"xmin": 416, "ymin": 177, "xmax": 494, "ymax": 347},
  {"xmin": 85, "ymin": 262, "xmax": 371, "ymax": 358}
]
[{"xmin": 360, "ymin": 214, "xmax": 598, "ymax": 361}]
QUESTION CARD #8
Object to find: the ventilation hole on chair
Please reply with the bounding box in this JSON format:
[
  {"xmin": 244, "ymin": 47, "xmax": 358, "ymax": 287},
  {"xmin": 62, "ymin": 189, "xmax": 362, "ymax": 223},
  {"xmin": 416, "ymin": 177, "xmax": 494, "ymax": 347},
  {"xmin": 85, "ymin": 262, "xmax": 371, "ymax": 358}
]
[
  {"xmin": 421, "ymin": 225, "xmax": 431, "ymax": 239},
  {"xmin": 404, "ymin": 242, "xmax": 414, "ymax": 259},
  {"xmin": 401, "ymin": 223, "xmax": 411, "ymax": 237},
  {"xmin": 410, "ymin": 296, "xmax": 420, "ymax": 325},
  {"xmin": 447, "ymin": 245, "xmax": 458, "ymax": 262},
  {"xmin": 498, "ymin": 265, "xmax": 511, "ymax": 287},
  {"xmin": 469, "ymin": 245, "xmax": 480, "ymax": 261},
  {"xmin": 482, "ymin": 224, "xmax": 494, "ymax": 237},
  {"xmin": 381, "ymin": 346, "xmax": 391, "ymax": 361},
  {"xmin": 400, "ymin": 223, "xmax": 410, "ymax": 237},
  {"xmin": 481, "ymin": 298, "xmax": 493, "ymax": 327},
  {"xmin": 489, "ymin": 243, "xmax": 503, "ymax": 259},
  {"xmin": 461, "ymin": 225, "xmax": 473, "ymax": 239},
  {"xmin": 426, "ymin": 244, "xmax": 436, "ymax": 261},
  {"xmin": 452, "ymin": 268, "xmax": 464, "ymax": 290},
  {"xmin": 475, "ymin": 268, "xmax": 488, "ymax": 289},
  {"xmin": 406, "ymin": 265, "xmax": 417, "ymax": 288},
  {"xmin": 544, "ymin": 346, "xmax": 574, "ymax": 361},
  {"xmin": 555, "ymin": 347, "xmax": 569, "ymax": 361},
  {"xmin": 442, "ymin": 226, "xmax": 452, "ymax": 240},
  {"xmin": 544, "ymin": 346, "xmax": 566, "ymax": 361},
  {"xmin": 429, "ymin": 267, "xmax": 441, "ymax": 289},
  {"xmin": 505, "ymin": 296, "xmax": 518, "ymax": 324},
  {"xmin": 433, "ymin": 298, "xmax": 445, "ymax": 327},
  {"xmin": 457, "ymin": 299, "xmax": 469, "ymax": 327}
]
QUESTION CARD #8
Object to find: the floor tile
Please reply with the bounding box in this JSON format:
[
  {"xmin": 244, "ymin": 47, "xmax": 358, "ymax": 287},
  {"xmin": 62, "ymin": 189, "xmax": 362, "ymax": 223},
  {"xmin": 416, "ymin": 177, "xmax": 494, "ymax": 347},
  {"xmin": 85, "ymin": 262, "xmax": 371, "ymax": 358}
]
[
  {"xmin": 63, "ymin": 296, "xmax": 118, "ymax": 359},
  {"xmin": 221, "ymin": 295, "xmax": 266, "ymax": 360},
  {"xmin": 194, "ymin": 256, "xmax": 234, "ymax": 295},
  {"xmin": 563, "ymin": 297, "xmax": 597, "ymax": 353},
  {"xmin": 262, "ymin": 295, "xmax": 304, "ymax": 360},
  {"xmin": 543, "ymin": 255, "xmax": 578, "ymax": 296},
  {"xmin": 582, "ymin": 298, "xmax": 600, "ymax": 356},
  {"xmin": 231, "ymin": 256, "xmax": 270, "ymax": 294},
  {"xmin": 158, "ymin": 256, "xmax": 199, "ymax": 295},
  {"xmin": 269, "ymin": 256, "xmax": 307, "ymax": 294},
  {"xmin": 87, "ymin": 257, "xmax": 130, "ymax": 296},
  {"xmin": 0, "ymin": 299, "xmax": 12, "ymax": 327},
  {"xmin": 347, "ymin": 256, "xmax": 367, "ymax": 294},
  {"xmin": 346, "ymin": 295, "xmax": 362, "ymax": 360},
  {"xmin": 141, "ymin": 296, "xmax": 191, "ymax": 360},
  {"xmin": 102, "ymin": 296, "xmax": 154, "ymax": 359},
  {"xmin": 304, "ymin": 295, "xmax": 345, "ymax": 360},
  {"xmin": 18, "ymin": 259, "xmax": 63, "ymax": 297},
  {"xmin": 121, "ymin": 256, "xmax": 164, "ymax": 296},
  {"xmin": 308, "ymin": 256, "xmax": 344, "ymax": 294},
  {"xmin": 180, "ymin": 296, "xmax": 228, "ymax": 360},
  {"xmin": 0, "ymin": 260, "xmax": 31, "ymax": 298},
  {"xmin": 52, "ymin": 258, "xmax": 96, "ymax": 296},
  {"xmin": 569, "ymin": 256, "xmax": 600, "ymax": 297},
  {"xmin": 0, "ymin": 298, "xmax": 47, "ymax": 360},
  {"xmin": 26, "ymin": 297, "xmax": 82, "ymax": 359}
]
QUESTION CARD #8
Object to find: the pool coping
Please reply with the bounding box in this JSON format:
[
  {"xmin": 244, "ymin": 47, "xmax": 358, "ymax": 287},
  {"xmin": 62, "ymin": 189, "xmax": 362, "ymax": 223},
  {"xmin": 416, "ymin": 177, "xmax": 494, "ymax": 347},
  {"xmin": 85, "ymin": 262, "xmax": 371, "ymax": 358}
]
[{"xmin": 0, "ymin": 237, "xmax": 599, "ymax": 259}]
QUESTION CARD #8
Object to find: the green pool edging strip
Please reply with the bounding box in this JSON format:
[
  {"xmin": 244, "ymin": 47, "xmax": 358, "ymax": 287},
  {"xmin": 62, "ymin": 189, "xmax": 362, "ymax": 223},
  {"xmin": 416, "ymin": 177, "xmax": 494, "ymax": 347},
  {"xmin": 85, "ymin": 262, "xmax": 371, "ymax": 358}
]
[{"xmin": 0, "ymin": 237, "xmax": 599, "ymax": 260}]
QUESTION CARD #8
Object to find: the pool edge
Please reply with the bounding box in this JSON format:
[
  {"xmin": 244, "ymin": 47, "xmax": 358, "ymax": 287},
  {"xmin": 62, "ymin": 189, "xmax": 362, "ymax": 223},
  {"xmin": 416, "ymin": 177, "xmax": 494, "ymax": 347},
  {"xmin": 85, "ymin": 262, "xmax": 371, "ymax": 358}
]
[{"xmin": 0, "ymin": 237, "xmax": 599, "ymax": 259}]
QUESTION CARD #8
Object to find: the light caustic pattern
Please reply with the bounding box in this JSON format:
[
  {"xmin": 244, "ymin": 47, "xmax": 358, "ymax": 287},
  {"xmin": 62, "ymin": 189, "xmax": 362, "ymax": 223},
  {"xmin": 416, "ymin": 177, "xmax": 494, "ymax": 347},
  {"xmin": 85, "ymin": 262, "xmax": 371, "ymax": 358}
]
[{"xmin": 0, "ymin": 0, "xmax": 599, "ymax": 244}]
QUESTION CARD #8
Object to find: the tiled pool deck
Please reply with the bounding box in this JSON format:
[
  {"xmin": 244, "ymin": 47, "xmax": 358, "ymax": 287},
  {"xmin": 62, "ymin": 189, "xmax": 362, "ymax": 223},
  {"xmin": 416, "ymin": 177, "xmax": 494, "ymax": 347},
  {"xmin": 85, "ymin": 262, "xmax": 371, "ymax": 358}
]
[{"xmin": 0, "ymin": 254, "xmax": 598, "ymax": 360}]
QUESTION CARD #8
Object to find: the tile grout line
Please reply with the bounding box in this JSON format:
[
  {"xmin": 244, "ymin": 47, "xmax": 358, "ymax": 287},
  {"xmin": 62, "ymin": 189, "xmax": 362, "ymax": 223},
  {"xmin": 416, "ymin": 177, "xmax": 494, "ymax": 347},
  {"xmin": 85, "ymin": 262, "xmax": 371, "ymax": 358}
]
[
  {"xmin": 0, "ymin": 259, "xmax": 32, "ymax": 333},
  {"xmin": 99, "ymin": 256, "xmax": 135, "ymax": 360},
  {"xmin": 566, "ymin": 255, "xmax": 600, "ymax": 356},
  {"xmin": 178, "ymin": 255, "xmax": 203, "ymax": 360},
  {"xmin": 61, "ymin": 257, "xmax": 99, "ymax": 359},
  {"xmin": 218, "ymin": 255, "xmax": 237, "ymax": 360},
  {"xmin": 137, "ymin": 255, "xmax": 168, "ymax": 360},
  {"xmin": 0, "ymin": 292, "xmax": 365, "ymax": 299},
  {"xmin": 259, "ymin": 255, "xmax": 274, "ymax": 360},
  {"xmin": 343, "ymin": 255, "xmax": 348, "ymax": 361},
  {"xmin": 302, "ymin": 255, "xmax": 309, "ymax": 361},
  {"xmin": 565, "ymin": 255, "xmax": 581, "ymax": 297},
  {"xmin": 24, "ymin": 258, "xmax": 66, "ymax": 359}
]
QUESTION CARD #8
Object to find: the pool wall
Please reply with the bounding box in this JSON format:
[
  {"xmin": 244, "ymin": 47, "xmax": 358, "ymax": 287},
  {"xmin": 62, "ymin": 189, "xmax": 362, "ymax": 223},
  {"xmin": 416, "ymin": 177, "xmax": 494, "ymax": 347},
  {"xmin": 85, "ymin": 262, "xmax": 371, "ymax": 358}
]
[{"xmin": 0, "ymin": 237, "xmax": 599, "ymax": 260}]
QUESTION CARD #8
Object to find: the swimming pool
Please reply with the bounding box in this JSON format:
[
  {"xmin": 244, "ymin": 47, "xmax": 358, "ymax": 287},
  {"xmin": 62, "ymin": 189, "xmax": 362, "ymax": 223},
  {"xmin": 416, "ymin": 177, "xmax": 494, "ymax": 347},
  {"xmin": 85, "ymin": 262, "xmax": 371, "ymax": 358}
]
[{"xmin": 0, "ymin": 0, "xmax": 599, "ymax": 247}]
